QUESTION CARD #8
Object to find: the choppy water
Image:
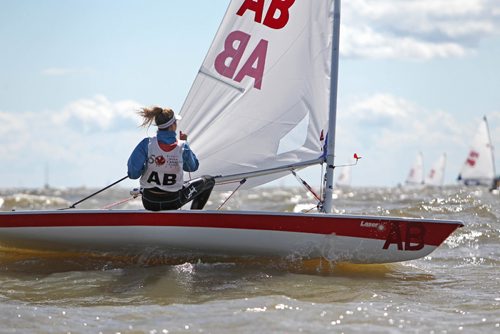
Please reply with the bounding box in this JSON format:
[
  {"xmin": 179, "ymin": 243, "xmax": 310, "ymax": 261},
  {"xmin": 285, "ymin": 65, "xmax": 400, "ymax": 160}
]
[{"xmin": 0, "ymin": 186, "xmax": 499, "ymax": 333}]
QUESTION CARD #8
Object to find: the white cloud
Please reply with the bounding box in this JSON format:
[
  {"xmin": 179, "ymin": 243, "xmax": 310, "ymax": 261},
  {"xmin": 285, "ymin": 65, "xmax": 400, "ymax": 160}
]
[
  {"xmin": 342, "ymin": 25, "xmax": 468, "ymax": 59},
  {"xmin": 0, "ymin": 111, "xmax": 23, "ymax": 136},
  {"xmin": 347, "ymin": 93, "xmax": 414, "ymax": 124},
  {"xmin": 55, "ymin": 95, "xmax": 142, "ymax": 131},
  {"xmin": 0, "ymin": 111, "xmax": 28, "ymax": 158},
  {"xmin": 342, "ymin": 0, "xmax": 500, "ymax": 59},
  {"xmin": 334, "ymin": 94, "xmax": 500, "ymax": 185},
  {"xmin": 341, "ymin": 93, "xmax": 464, "ymax": 148},
  {"xmin": 0, "ymin": 96, "xmax": 147, "ymax": 187}
]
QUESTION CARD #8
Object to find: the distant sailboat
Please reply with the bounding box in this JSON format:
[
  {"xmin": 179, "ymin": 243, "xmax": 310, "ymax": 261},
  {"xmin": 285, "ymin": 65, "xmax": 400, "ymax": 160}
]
[
  {"xmin": 425, "ymin": 153, "xmax": 447, "ymax": 187},
  {"xmin": 335, "ymin": 163, "xmax": 352, "ymax": 188},
  {"xmin": 458, "ymin": 116, "xmax": 496, "ymax": 187},
  {"xmin": 405, "ymin": 152, "xmax": 424, "ymax": 186}
]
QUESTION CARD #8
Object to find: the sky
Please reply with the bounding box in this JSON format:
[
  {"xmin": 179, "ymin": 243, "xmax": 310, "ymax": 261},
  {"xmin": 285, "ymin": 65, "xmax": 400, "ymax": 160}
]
[{"xmin": 0, "ymin": 0, "xmax": 499, "ymax": 189}]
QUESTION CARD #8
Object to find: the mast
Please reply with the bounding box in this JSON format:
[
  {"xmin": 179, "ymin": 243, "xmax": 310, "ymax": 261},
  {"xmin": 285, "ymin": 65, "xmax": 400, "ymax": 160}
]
[
  {"xmin": 484, "ymin": 115, "xmax": 497, "ymax": 179},
  {"xmin": 323, "ymin": 0, "xmax": 341, "ymax": 213}
]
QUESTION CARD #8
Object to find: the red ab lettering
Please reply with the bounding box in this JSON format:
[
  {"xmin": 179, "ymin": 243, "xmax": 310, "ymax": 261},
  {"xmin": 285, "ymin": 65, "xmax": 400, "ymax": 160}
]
[
  {"xmin": 214, "ymin": 0, "xmax": 295, "ymax": 90},
  {"xmin": 383, "ymin": 222, "xmax": 425, "ymax": 251},
  {"xmin": 236, "ymin": 0, "xmax": 295, "ymax": 29},
  {"xmin": 214, "ymin": 31, "xmax": 268, "ymax": 90}
]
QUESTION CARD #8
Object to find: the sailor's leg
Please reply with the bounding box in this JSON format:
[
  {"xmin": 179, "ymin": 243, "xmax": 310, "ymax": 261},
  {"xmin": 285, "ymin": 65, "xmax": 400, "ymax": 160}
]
[
  {"xmin": 180, "ymin": 176, "xmax": 215, "ymax": 210},
  {"xmin": 190, "ymin": 176, "xmax": 215, "ymax": 209}
]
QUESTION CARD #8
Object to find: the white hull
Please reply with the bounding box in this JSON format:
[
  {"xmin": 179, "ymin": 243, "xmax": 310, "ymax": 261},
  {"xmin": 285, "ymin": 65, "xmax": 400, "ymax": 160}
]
[
  {"xmin": 0, "ymin": 226, "xmax": 438, "ymax": 264},
  {"xmin": 0, "ymin": 210, "xmax": 462, "ymax": 264}
]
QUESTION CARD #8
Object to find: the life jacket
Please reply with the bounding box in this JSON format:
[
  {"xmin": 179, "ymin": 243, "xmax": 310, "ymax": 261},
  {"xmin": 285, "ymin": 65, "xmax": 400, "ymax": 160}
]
[{"xmin": 140, "ymin": 137, "xmax": 185, "ymax": 192}]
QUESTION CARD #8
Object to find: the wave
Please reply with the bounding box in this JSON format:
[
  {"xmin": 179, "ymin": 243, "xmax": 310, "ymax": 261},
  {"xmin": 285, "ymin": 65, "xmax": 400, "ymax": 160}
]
[{"xmin": 0, "ymin": 193, "xmax": 70, "ymax": 211}]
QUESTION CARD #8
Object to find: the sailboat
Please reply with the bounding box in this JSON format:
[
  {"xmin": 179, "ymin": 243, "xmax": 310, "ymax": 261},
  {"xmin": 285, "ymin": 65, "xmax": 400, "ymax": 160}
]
[
  {"xmin": 335, "ymin": 158, "xmax": 356, "ymax": 188},
  {"xmin": 457, "ymin": 116, "xmax": 497, "ymax": 188},
  {"xmin": 425, "ymin": 153, "xmax": 447, "ymax": 187},
  {"xmin": 0, "ymin": 0, "xmax": 463, "ymax": 264},
  {"xmin": 335, "ymin": 165, "xmax": 352, "ymax": 188},
  {"xmin": 405, "ymin": 152, "xmax": 424, "ymax": 187}
]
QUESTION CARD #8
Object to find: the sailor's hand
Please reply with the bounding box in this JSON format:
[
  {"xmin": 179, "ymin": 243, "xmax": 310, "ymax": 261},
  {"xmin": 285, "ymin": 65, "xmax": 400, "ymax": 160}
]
[{"xmin": 180, "ymin": 131, "xmax": 188, "ymax": 140}]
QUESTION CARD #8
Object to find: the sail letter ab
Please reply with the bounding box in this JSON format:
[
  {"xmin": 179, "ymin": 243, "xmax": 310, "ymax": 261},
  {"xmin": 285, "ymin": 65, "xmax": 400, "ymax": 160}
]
[
  {"xmin": 214, "ymin": 31, "xmax": 268, "ymax": 90},
  {"xmin": 214, "ymin": 31, "xmax": 251, "ymax": 79},
  {"xmin": 237, "ymin": 0, "xmax": 295, "ymax": 29},
  {"xmin": 214, "ymin": 0, "xmax": 295, "ymax": 90},
  {"xmin": 233, "ymin": 39, "xmax": 267, "ymax": 89}
]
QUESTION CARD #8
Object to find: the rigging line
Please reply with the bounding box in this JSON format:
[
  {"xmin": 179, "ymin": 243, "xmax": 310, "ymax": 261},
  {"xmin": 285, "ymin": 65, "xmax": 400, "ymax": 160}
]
[
  {"xmin": 304, "ymin": 206, "xmax": 318, "ymax": 213},
  {"xmin": 217, "ymin": 178, "xmax": 247, "ymax": 210},
  {"xmin": 60, "ymin": 176, "xmax": 128, "ymax": 210},
  {"xmin": 291, "ymin": 170, "xmax": 322, "ymax": 202},
  {"xmin": 101, "ymin": 194, "xmax": 140, "ymax": 210}
]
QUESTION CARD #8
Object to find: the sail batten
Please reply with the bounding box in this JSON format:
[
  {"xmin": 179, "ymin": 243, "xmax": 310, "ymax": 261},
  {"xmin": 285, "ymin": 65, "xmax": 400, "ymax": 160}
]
[{"xmin": 198, "ymin": 68, "xmax": 246, "ymax": 92}]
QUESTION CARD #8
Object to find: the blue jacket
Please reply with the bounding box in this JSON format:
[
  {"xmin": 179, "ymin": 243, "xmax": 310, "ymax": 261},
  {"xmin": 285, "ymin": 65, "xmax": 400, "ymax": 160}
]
[{"xmin": 127, "ymin": 130, "xmax": 199, "ymax": 179}]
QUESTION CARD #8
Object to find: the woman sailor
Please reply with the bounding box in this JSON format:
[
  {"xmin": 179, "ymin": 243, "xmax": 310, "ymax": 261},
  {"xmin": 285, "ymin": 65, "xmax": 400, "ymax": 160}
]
[{"xmin": 127, "ymin": 106, "xmax": 214, "ymax": 211}]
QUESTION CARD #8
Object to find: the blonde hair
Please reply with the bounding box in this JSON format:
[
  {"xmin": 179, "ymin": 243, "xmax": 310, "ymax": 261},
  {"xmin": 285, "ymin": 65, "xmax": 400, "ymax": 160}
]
[{"xmin": 138, "ymin": 106, "xmax": 175, "ymax": 128}]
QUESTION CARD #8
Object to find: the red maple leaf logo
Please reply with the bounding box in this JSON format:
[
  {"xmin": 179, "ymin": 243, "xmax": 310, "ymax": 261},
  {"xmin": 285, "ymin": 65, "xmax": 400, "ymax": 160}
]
[{"xmin": 155, "ymin": 156, "xmax": 166, "ymax": 166}]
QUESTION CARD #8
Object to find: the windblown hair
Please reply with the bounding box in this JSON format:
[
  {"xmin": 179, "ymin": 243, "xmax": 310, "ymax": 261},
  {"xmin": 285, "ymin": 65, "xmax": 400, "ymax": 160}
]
[{"xmin": 138, "ymin": 106, "xmax": 174, "ymax": 128}]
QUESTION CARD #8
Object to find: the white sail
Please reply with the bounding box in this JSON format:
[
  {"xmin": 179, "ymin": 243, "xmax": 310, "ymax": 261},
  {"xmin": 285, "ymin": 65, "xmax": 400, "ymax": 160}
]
[
  {"xmin": 179, "ymin": 1, "xmax": 334, "ymax": 188},
  {"xmin": 458, "ymin": 116, "xmax": 496, "ymax": 186},
  {"xmin": 425, "ymin": 153, "xmax": 446, "ymax": 187},
  {"xmin": 405, "ymin": 152, "xmax": 424, "ymax": 185}
]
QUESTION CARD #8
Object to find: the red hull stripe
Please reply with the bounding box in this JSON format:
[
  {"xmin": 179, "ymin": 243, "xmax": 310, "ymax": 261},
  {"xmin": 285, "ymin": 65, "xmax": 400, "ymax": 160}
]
[{"xmin": 0, "ymin": 211, "xmax": 463, "ymax": 247}]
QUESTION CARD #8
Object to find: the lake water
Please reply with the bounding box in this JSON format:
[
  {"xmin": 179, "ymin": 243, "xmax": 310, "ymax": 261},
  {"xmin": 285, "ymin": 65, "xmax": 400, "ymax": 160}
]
[{"xmin": 0, "ymin": 186, "xmax": 499, "ymax": 333}]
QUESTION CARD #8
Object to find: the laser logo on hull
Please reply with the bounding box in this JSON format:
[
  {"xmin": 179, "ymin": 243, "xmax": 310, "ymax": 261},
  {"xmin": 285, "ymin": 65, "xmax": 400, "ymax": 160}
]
[{"xmin": 360, "ymin": 221, "xmax": 385, "ymax": 231}]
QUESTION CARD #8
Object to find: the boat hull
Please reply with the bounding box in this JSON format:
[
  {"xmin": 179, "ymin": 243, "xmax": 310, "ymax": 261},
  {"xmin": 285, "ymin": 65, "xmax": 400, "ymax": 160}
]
[{"xmin": 0, "ymin": 210, "xmax": 463, "ymax": 264}]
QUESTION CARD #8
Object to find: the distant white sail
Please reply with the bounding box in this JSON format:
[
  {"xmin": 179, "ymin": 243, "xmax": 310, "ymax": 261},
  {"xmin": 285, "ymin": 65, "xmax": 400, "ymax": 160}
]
[
  {"xmin": 458, "ymin": 116, "xmax": 496, "ymax": 187},
  {"xmin": 425, "ymin": 153, "xmax": 446, "ymax": 187},
  {"xmin": 335, "ymin": 160, "xmax": 353, "ymax": 188},
  {"xmin": 406, "ymin": 152, "xmax": 424, "ymax": 185},
  {"xmin": 179, "ymin": 1, "xmax": 334, "ymax": 188}
]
